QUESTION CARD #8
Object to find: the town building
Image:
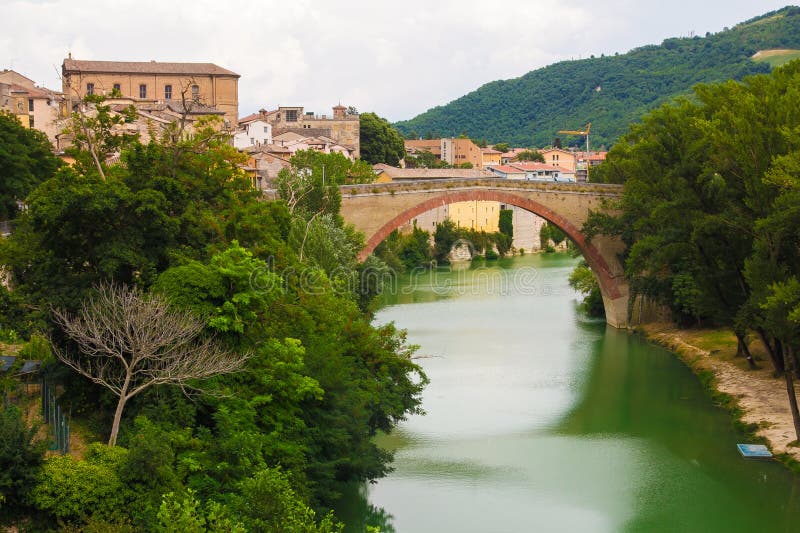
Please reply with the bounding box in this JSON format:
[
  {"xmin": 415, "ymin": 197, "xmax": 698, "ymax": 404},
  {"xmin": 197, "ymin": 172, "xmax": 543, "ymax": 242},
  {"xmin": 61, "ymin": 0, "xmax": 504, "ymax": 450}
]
[
  {"xmin": 480, "ymin": 147, "xmax": 502, "ymax": 167},
  {"xmin": 0, "ymin": 69, "xmax": 62, "ymax": 144},
  {"xmin": 234, "ymin": 119, "xmax": 272, "ymax": 149},
  {"xmin": 242, "ymin": 105, "xmax": 359, "ymax": 158},
  {"xmin": 404, "ymin": 139, "xmax": 442, "ymax": 158},
  {"xmin": 574, "ymin": 151, "xmax": 607, "ymax": 182},
  {"xmin": 441, "ymin": 137, "xmax": 482, "ymax": 168},
  {"xmin": 61, "ymin": 57, "xmax": 240, "ymax": 127},
  {"xmin": 539, "ymin": 148, "xmax": 577, "ymax": 173},
  {"xmin": 490, "ymin": 162, "xmax": 575, "ymax": 182},
  {"xmin": 404, "ymin": 138, "xmax": 485, "ymax": 168}
]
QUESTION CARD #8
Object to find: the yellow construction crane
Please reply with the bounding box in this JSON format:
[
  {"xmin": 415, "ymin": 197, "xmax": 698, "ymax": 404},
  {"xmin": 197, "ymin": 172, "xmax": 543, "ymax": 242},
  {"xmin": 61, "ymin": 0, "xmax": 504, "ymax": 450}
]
[{"xmin": 557, "ymin": 122, "xmax": 591, "ymax": 153}]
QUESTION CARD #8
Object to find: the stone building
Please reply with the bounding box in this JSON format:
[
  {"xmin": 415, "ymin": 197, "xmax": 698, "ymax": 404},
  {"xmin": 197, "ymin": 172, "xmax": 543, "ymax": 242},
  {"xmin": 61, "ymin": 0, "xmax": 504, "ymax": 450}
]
[
  {"xmin": 61, "ymin": 57, "xmax": 240, "ymax": 127},
  {"xmin": 0, "ymin": 69, "xmax": 62, "ymax": 144},
  {"xmin": 244, "ymin": 105, "xmax": 359, "ymax": 157}
]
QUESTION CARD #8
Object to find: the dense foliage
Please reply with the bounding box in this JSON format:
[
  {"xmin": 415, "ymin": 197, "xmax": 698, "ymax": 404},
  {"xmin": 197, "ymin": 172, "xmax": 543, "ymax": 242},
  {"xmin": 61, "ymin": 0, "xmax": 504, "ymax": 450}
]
[
  {"xmin": 0, "ymin": 111, "xmax": 61, "ymax": 220},
  {"xmin": 0, "ymin": 104, "xmax": 426, "ymax": 530},
  {"xmin": 587, "ymin": 60, "xmax": 800, "ymax": 436},
  {"xmin": 394, "ymin": 7, "xmax": 800, "ymax": 148},
  {"xmin": 359, "ymin": 112, "xmax": 405, "ymax": 166}
]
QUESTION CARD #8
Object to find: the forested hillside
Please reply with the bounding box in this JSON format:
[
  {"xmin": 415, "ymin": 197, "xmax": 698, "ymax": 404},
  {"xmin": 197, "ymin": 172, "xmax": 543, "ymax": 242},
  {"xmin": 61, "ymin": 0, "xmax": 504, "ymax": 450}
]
[{"xmin": 394, "ymin": 6, "xmax": 800, "ymax": 148}]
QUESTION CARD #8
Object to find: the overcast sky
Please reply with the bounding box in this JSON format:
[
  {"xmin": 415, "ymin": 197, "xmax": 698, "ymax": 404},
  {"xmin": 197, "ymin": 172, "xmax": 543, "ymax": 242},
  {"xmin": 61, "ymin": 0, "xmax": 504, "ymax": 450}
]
[{"xmin": 1, "ymin": 0, "xmax": 793, "ymax": 121}]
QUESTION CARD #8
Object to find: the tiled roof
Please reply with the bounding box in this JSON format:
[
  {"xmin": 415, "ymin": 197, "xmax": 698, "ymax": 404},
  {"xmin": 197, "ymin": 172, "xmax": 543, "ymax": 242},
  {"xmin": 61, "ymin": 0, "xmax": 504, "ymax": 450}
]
[
  {"xmin": 509, "ymin": 162, "xmax": 574, "ymax": 173},
  {"xmin": 490, "ymin": 165, "xmax": 526, "ymax": 174},
  {"xmin": 63, "ymin": 59, "xmax": 239, "ymax": 77}
]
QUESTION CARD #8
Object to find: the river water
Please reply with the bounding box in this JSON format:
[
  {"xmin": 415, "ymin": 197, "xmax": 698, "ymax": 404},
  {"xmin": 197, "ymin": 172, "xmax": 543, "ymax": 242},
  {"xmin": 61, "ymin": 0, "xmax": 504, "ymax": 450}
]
[{"xmin": 338, "ymin": 254, "xmax": 800, "ymax": 532}]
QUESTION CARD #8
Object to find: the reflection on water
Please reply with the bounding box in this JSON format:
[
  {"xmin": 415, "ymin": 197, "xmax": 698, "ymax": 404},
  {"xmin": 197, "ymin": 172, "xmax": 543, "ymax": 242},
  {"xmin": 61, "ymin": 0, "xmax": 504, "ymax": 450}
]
[{"xmin": 337, "ymin": 255, "xmax": 800, "ymax": 533}]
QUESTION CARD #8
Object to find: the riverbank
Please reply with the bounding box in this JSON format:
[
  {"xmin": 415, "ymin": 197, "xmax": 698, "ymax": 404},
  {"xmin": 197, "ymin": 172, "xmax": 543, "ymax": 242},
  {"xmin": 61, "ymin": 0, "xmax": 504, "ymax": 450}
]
[{"xmin": 636, "ymin": 323, "xmax": 800, "ymax": 468}]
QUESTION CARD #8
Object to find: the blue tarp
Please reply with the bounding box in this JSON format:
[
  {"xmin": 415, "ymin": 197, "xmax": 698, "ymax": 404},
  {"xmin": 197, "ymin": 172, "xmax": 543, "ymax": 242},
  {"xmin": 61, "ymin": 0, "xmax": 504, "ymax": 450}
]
[
  {"xmin": 737, "ymin": 443, "xmax": 773, "ymax": 458},
  {"xmin": 0, "ymin": 356, "xmax": 15, "ymax": 373},
  {"xmin": 19, "ymin": 360, "xmax": 41, "ymax": 374}
]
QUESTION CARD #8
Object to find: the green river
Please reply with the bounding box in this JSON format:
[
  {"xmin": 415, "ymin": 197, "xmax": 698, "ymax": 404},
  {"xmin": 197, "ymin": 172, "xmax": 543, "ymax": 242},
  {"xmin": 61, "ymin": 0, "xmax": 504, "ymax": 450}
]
[{"xmin": 338, "ymin": 254, "xmax": 800, "ymax": 532}]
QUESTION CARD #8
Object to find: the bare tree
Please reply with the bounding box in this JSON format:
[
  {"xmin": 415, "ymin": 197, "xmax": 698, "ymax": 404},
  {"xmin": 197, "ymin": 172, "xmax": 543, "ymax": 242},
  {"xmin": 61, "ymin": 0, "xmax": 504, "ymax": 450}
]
[{"xmin": 52, "ymin": 283, "xmax": 250, "ymax": 446}]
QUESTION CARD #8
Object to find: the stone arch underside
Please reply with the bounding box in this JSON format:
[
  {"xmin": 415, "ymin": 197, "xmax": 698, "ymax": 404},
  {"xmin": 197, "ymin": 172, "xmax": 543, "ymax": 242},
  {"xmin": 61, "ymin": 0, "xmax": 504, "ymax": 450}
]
[{"xmin": 352, "ymin": 189, "xmax": 629, "ymax": 328}]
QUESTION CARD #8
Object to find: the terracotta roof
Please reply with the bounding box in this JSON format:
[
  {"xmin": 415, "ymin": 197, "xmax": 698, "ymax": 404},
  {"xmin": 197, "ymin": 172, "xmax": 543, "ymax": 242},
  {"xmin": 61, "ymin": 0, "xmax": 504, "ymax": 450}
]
[
  {"xmin": 490, "ymin": 165, "xmax": 526, "ymax": 174},
  {"xmin": 509, "ymin": 162, "xmax": 574, "ymax": 173},
  {"xmin": 405, "ymin": 139, "xmax": 441, "ymax": 148},
  {"xmin": 63, "ymin": 58, "xmax": 240, "ymax": 77},
  {"xmin": 481, "ymin": 148, "xmax": 502, "ymax": 154}
]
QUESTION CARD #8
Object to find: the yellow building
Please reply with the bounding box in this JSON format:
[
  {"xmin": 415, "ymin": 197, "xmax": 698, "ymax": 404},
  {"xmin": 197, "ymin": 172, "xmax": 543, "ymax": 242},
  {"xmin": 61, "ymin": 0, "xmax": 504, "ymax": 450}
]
[
  {"xmin": 539, "ymin": 148, "xmax": 577, "ymax": 172},
  {"xmin": 62, "ymin": 57, "xmax": 240, "ymax": 127},
  {"xmin": 448, "ymin": 200, "xmax": 500, "ymax": 232},
  {"xmin": 480, "ymin": 147, "xmax": 502, "ymax": 167}
]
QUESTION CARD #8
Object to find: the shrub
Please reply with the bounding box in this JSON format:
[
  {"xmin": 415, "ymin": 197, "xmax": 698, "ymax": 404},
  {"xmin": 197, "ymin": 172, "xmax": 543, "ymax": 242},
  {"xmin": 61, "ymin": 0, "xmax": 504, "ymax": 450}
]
[
  {"xmin": 29, "ymin": 443, "xmax": 132, "ymax": 525},
  {"xmin": 0, "ymin": 405, "xmax": 46, "ymax": 517}
]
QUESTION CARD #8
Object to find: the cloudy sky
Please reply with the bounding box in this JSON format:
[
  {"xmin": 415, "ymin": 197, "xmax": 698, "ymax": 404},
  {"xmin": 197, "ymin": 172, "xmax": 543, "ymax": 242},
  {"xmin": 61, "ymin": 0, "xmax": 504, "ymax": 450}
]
[{"xmin": 1, "ymin": 0, "xmax": 792, "ymax": 121}]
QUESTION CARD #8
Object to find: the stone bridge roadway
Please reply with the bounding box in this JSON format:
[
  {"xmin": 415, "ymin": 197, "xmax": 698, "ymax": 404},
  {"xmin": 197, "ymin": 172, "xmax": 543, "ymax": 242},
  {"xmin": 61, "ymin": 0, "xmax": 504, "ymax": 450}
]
[{"xmin": 339, "ymin": 178, "xmax": 628, "ymax": 328}]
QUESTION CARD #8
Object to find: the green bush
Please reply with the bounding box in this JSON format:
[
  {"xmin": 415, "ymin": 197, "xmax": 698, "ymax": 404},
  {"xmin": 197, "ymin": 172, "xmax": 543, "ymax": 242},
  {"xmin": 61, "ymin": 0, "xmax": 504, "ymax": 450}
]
[
  {"xmin": 30, "ymin": 443, "xmax": 132, "ymax": 525},
  {"xmin": 0, "ymin": 405, "xmax": 46, "ymax": 517},
  {"xmin": 232, "ymin": 467, "xmax": 343, "ymax": 533}
]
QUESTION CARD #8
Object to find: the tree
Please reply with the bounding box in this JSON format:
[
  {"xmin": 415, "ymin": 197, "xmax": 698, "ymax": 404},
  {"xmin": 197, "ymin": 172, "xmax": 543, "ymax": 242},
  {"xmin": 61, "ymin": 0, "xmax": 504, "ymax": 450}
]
[
  {"xmin": 516, "ymin": 149, "xmax": 545, "ymax": 162},
  {"xmin": 499, "ymin": 209, "xmax": 514, "ymax": 241},
  {"xmin": 52, "ymin": 283, "xmax": 250, "ymax": 446},
  {"xmin": 0, "ymin": 405, "xmax": 46, "ymax": 515},
  {"xmin": 0, "ymin": 111, "xmax": 60, "ymax": 219},
  {"xmin": 63, "ymin": 94, "xmax": 139, "ymax": 180},
  {"xmin": 493, "ymin": 143, "xmax": 510, "ymax": 153},
  {"xmin": 359, "ymin": 112, "xmax": 405, "ymax": 166}
]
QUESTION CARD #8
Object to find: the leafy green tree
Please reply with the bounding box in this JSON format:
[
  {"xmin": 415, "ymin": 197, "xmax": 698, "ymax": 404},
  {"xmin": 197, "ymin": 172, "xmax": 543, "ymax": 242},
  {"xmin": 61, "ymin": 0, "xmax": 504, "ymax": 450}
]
[
  {"xmin": 433, "ymin": 219, "xmax": 459, "ymax": 263},
  {"xmin": 493, "ymin": 143, "xmax": 510, "ymax": 153},
  {"xmin": 63, "ymin": 94, "xmax": 139, "ymax": 179},
  {"xmin": 231, "ymin": 468, "xmax": 343, "ymax": 532},
  {"xmin": 0, "ymin": 110, "xmax": 60, "ymax": 219},
  {"xmin": 0, "ymin": 405, "xmax": 46, "ymax": 516},
  {"xmin": 359, "ymin": 112, "xmax": 405, "ymax": 166},
  {"xmin": 516, "ymin": 150, "xmax": 545, "ymax": 162},
  {"xmin": 499, "ymin": 209, "xmax": 513, "ymax": 241},
  {"xmin": 569, "ymin": 262, "xmax": 605, "ymax": 317}
]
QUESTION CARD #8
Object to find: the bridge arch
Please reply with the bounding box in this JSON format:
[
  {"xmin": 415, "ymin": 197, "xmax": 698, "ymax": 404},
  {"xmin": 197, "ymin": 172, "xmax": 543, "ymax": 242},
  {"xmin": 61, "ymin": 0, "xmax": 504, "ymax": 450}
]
[{"xmin": 340, "ymin": 183, "xmax": 629, "ymax": 328}]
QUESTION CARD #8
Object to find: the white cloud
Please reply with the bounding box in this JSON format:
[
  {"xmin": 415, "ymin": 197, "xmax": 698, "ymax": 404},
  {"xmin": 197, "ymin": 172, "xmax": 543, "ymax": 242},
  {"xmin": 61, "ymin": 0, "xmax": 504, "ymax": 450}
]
[{"xmin": 1, "ymin": 0, "xmax": 791, "ymax": 121}]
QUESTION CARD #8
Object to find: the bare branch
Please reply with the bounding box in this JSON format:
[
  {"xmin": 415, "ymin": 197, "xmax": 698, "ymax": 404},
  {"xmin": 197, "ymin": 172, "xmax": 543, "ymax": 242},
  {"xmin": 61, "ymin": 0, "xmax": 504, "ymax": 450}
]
[{"xmin": 51, "ymin": 282, "xmax": 250, "ymax": 445}]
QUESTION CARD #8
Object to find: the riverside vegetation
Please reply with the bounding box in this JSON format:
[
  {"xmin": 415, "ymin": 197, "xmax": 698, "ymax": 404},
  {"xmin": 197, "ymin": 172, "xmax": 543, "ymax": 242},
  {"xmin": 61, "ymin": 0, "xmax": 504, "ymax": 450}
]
[
  {"xmin": 0, "ymin": 101, "xmax": 426, "ymax": 531},
  {"xmin": 586, "ymin": 59, "xmax": 800, "ymax": 443}
]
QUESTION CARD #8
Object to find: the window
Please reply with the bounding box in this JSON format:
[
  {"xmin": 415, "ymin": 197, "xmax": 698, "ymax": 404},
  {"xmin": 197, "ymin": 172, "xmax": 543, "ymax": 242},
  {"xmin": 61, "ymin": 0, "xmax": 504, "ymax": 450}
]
[
  {"xmin": 28, "ymin": 98, "xmax": 34, "ymax": 112},
  {"xmin": 285, "ymin": 109, "xmax": 298, "ymax": 122},
  {"xmin": 113, "ymin": 83, "xmax": 121, "ymax": 93},
  {"xmin": 264, "ymin": 126, "xmax": 269, "ymax": 133},
  {"xmin": 191, "ymin": 85, "xmax": 199, "ymax": 100},
  {"xmin": 164, "ymin": 85, "xmax": 172, "ymax": 100},
  {"xmin": 29, "ymin": 115, "xmax": 34, "ymax": 128},
  {"xmin": 86, "ymin": 83, "xmax": 94, "ymax": 96},
  {"xmin": 139, "ymin": 84, "xmax": 147, "ymax": 99}
]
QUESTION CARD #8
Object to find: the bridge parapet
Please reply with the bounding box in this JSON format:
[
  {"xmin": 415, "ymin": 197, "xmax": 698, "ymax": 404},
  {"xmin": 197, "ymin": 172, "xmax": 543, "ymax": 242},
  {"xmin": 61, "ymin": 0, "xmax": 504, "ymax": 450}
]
[{"xmin": 340, "ymin": 178, "xmax": 622, "ymax": 197}]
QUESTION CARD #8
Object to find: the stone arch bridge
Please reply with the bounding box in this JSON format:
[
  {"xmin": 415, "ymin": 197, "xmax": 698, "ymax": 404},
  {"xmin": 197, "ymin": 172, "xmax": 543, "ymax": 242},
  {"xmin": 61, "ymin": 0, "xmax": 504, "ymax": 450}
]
[{"xmin": 339, "ymin": 179, "xmax": 629, "ymax": 328}]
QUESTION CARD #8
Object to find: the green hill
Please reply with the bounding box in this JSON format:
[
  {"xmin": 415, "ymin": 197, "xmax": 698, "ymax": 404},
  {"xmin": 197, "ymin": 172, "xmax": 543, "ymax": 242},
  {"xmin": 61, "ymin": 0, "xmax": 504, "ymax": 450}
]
[{"xmin": 394, "ymin": 6, "xmax": 800, "ymax": 149}]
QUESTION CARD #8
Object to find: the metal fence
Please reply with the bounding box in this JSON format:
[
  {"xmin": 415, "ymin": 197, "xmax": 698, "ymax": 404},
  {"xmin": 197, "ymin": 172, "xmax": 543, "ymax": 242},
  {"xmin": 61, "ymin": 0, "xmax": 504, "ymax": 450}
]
[{"xmin": 41, "ymin": 380, "xmax": 70, "ymax": 454}]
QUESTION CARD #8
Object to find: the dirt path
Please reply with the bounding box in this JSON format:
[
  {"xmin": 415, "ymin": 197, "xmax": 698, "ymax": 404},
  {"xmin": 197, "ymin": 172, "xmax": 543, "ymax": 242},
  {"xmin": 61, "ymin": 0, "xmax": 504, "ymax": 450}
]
[{"xmin": 639, "ymin": 323, "xmax": 800, "ymax": 463}]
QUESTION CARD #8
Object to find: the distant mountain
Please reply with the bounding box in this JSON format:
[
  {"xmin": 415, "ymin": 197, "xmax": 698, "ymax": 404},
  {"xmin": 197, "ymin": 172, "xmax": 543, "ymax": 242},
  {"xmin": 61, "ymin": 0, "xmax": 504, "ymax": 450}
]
[{"xmin": 394, "ymin": 7, "xmax": 800, "ymax": 149}]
